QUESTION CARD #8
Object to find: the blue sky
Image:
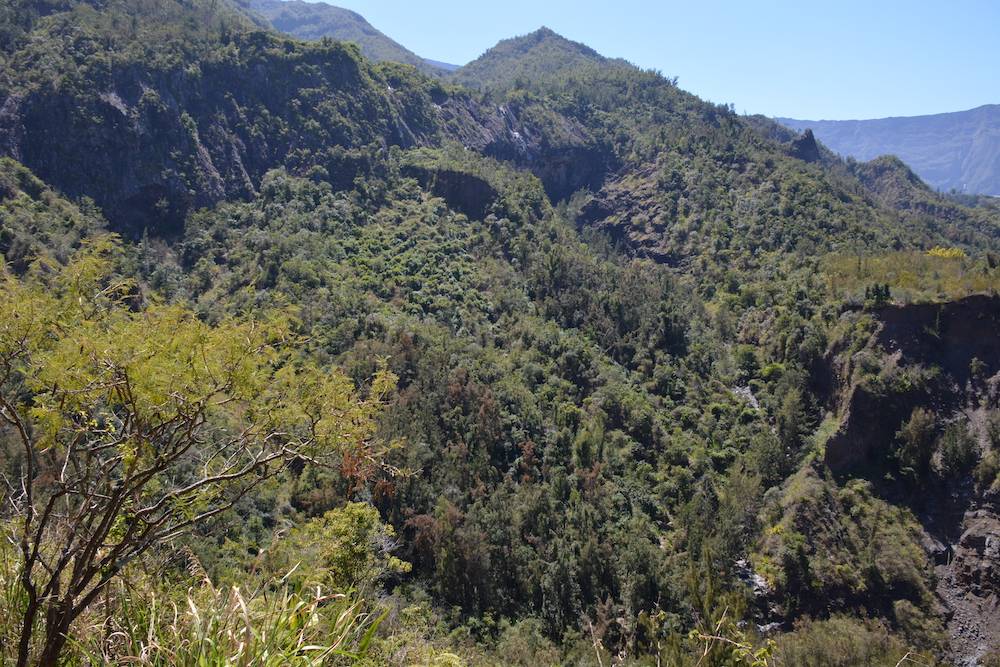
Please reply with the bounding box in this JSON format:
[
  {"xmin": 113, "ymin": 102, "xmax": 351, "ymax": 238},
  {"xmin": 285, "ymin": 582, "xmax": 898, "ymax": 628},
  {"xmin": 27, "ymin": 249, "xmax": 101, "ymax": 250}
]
[{"xmin": 307, "ymin": 0, "xmax": 998, "ymax": 120}]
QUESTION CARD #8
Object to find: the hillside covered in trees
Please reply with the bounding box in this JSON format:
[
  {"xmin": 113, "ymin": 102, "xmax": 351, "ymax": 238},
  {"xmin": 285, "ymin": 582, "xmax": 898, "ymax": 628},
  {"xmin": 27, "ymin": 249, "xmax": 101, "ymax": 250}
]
[
  {"xmin": 1, "ymin": 2, "xmax": 999, "ymax": 665},
  {"xmin": 246, "ymin": 0, "xmax": 454, "ymax": 75}
]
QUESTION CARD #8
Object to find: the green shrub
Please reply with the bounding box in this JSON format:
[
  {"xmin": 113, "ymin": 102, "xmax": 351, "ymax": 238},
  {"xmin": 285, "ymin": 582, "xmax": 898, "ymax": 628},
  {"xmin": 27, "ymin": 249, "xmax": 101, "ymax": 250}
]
[
  {"xmin": 774, "ymin": 616, "xmax": 920, "ymax": 667},
  {"xmin": 937, "ymin": 421, "xmax": 979, "ymax": 477},
  {"xmin": 895, "ymin": 408, "xmax": 938, "ymax": 480},
  {"xmin": 261, "ymin": 503, "xmax": 411, "ymax": 593},
  {"xmin": 973, "ymin": 450, "xmax": 1000, "ymax": 491}
]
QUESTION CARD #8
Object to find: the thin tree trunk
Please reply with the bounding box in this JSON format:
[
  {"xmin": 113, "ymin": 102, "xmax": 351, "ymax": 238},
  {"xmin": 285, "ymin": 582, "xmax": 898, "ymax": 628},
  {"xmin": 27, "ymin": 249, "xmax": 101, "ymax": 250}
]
[
  {"xmin": 16, "ymin": 601, "xmax": 37, "ymax": 667},
  {"xmin": 38, "ymin": 603, "xmax": 72, "ymax": 667}
]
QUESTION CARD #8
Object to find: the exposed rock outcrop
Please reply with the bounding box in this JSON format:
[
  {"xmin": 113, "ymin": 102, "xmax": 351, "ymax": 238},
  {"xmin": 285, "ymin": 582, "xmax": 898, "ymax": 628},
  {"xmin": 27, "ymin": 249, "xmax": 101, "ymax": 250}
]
[
  {"xmin": 788, "ymin": 128, "xmax": 821, "ymax": 163},
  {"xmin": 2, "ymin": 36, "xmax": 412, "ymax": 236},
  {"xmin": 401, "ymin": 164, "xmax": 499, "ymax": 220},
  {"xmin": 440, "ymin": 97, "xmax": 612, "ymax": 202},
  {"xmin": 578, "ymin": 163, "xmax": 683, "ymax": 265},
  {"xmin": 936, "ymin": 497, "xmax": 1000, "ymax": 666},
  {"xmin": 0, "ymin": 32, "xmax": 608, "ymax": 237},
  {"xmin": 825, "ymin": 295, "xmax": 1000, "ymax": 475}
]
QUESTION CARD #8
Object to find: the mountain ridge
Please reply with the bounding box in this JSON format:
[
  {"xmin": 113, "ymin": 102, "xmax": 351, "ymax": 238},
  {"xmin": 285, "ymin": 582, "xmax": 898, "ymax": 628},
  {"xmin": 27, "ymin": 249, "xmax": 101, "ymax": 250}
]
[
  {"xmin": 779, "ymin": 104, "xmax": 1000, "ymax": 195},
  {"xmin": 246, "ymin": 0, "xmax": 455, "ymax": 74}
]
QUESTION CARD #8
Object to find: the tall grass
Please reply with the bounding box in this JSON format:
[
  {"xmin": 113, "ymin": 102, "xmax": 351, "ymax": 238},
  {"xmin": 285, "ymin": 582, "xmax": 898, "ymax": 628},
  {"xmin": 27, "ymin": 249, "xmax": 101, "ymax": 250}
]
[
  {"xmin": 0, "ymin": 540, "xmax": 384, "ymax": 665},
  {"xmin": 1, "ymin": 534, "xmax": 35, "ymax": 665},
  {"xmin": 81, "ymin": 583, "xmax": 384, "ymax": 665}
]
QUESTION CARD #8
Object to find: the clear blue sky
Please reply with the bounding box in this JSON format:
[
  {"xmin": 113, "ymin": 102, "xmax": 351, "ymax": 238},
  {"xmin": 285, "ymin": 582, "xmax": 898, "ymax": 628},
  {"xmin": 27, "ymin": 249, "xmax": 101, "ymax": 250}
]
[{"xmin": 306, "ymin": 0, "xmax": 999, "ymax": 120}]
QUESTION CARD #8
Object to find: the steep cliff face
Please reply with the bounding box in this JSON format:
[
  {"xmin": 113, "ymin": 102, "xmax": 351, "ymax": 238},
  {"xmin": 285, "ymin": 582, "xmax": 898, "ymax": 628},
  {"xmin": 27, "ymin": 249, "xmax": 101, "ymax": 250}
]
[
  {"xmin": 0, "ymin": 3, "xmax": 626, "ymax": 239},
  {"xmin": 825, "ymin": 296, "xmax": 1000, "ymax": 474},
  {"xmin": 578, "ymin": 162, "xmax": 686, "ymax": 265},
  {"xmin": 1, "ymin": 34, "xmax": 445, "ymax": 236},
  {"xmin": 820, "ymin": 296, "xmax": 1000, "ymax": 665},
  {"xmin": 876, "ymin": 296, "xmax": 1000, "ymax": 386},
  {"xmin": 0, "ymin": 32, "xmax": 607, "ymax": 237},
  {"xmin": 400, "ymin": 165, "xmax": 499, "ymax": 220},
  {"xmin": 436, "ymin": 97, "xmax": 612, "ymax": 202},
  {"xmin": 943, "ymin": 500, "xmax": 1000, "ymax": 664},
  {"xmin": 788, "ymin": 128, "xmax": 821, "ymax": 163}
]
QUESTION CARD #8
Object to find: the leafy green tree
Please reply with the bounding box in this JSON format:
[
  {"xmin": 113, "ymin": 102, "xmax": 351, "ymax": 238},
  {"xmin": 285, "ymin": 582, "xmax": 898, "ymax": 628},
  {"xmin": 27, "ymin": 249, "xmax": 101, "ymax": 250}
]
[
  {"xmin": 0, "ymin": 239, "xmax": 394, "ymax": 666},
  {"xmin": 895, "ymin": 408, "xmax": 937, "ymax": 480},
  {"xmin": 937, "ymin": 421, "xmax": 979, "ymax": 478},
  {"xmin": 263, "ymin": 502, "xmax": 411, "ymax": 593},
  {"xmin": 776, "ymin": 387, "xmax": 810, "ymax": 461},
  {"xmin": 864, "ymin": 283, "xmax": 891, "ymax": 307}
]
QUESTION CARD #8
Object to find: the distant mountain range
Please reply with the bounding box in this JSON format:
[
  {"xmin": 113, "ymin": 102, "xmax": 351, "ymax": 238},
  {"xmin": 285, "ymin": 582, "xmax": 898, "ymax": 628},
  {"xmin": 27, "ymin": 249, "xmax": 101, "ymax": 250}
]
[
  {"xmin": 779, "ymin": 106, "xmax": 1000, "ymax": 195},
  {"xmin": 247, "ymin": 0, "xmax": 457, "ymax": 74}
]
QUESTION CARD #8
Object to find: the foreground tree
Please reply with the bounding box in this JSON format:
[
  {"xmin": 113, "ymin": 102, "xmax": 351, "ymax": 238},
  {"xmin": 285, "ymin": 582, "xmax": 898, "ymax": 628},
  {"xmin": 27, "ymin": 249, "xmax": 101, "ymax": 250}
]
[{"xmin": 0, "ymin": 238, "xmax": 394, "ymax": 666}]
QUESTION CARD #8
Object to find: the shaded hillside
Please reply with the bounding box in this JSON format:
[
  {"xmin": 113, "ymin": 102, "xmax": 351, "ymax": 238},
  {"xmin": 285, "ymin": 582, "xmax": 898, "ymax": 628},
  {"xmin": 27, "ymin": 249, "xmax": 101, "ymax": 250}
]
[
  {"xmin": 779, "ymin": 105, "xmax": 1000, "ymax": 195},
  {"xmin": 0, "ymin": 0, "xmax": 607, "ymax": 236},
  {"xmin": 247, "ymin": 0, "xmax": 451, "ymax": 75},
  {"xmin": 824, "ymin": 296, "xmax": 1000, "ymax": 476},
  {"xmin": 0, "ymin": 32, "xmax": 435, "ymax": 234}
]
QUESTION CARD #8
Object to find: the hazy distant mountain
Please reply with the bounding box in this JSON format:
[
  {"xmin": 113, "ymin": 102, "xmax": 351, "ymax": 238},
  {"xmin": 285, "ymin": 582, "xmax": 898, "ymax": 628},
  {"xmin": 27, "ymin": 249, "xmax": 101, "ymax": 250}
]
[
  {"xmin": 423, "ymin": 58, "xmax": 460, "ymax": 73},
  {"xmin": 779, "ymin": 105, "xmax": 1000, "ymax": 195},
  {"xmin": 248, "ymin": 0, "xmax": 455, "ymax": 74}
]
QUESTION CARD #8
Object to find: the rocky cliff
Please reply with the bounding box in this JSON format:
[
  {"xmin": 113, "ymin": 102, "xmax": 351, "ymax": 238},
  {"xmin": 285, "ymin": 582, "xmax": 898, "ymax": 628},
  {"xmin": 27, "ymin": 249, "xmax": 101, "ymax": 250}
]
[
  {"xmin": 822, "ymin": 296, "xmax": 1000, "ymax": 664},
  {"xmin": 0, "ymin": 29, "xmax": 604, "ymax": 237}
]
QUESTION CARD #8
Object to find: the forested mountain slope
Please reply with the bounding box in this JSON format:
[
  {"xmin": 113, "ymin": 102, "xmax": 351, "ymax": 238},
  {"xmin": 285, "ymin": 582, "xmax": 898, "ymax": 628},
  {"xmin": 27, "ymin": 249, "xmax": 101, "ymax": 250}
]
[
  {"xmin": 451, "ymin": 27, "xmax": 619, "ymax": 90},
  {"xmin": 246, "ymin": 0, "xmax": 453, "ymax": 75},
  {"xmin": 455, "ymin": 29, "xmax": 999, "ymax": 275},
  {"xmin": 0, "ymin": 0, "xmax": 602, "ymax": 237},
  {"xmin": 779, "ymin": 105, "xmax": 1000, "ymax": 196},
  {"xmin": 2, "ymin": 2, "xmax": 1000, "ymax": 665}
]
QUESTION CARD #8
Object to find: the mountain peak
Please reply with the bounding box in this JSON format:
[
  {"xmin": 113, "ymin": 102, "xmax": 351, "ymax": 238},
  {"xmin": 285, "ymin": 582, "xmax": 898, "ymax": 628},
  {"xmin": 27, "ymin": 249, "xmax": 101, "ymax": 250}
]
[
  {"xmin": 451, "ymin": 26, "xmax": 609, "ymax": 90},
  {"xmin": 527, "ymin": 26, "xmax": 560, "ymax": 40},
  {"xmin": 506, "ymin": 26, "xmax": 603, "ymax": 57}
]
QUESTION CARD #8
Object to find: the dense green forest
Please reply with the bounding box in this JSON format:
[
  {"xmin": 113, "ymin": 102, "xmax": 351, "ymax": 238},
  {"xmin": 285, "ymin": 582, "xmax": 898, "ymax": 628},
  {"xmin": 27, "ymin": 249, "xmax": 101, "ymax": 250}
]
[{"xmin": 1, "ymin": 1, "xmax": 999, "ymax": 665}]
